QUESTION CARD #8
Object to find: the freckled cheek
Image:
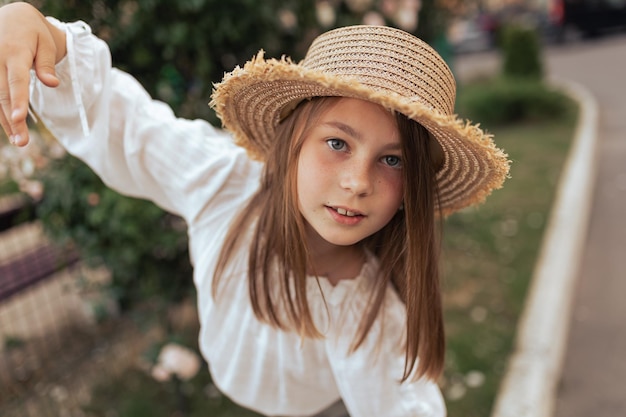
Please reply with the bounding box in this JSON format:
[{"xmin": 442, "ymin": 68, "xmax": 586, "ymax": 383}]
[
  {"xmin": 302, "ymin": 151, "xmax": 338, "ymax": 184},
  {"xmin": 379, "ymin": 171, "xmax": 404, "ymax": 202}
]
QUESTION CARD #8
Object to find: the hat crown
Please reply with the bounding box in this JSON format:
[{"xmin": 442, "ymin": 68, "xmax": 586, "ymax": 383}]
[{"xmin": 302, "ymin": 25, "xmax": 456, "ymax": 116}]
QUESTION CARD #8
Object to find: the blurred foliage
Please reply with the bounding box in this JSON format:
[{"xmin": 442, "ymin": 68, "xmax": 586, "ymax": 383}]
[
  {"xmin": 456, "ymin": 24, "xmax": 565, "ymax": 127},
  {"xmin": 31, "ymin": 0, "xmax": 321, "ymax": 124},
  {"xmin": 36, "ymin": 154, "xmax": 193, "ymax": 309},
  {"xmin": 28, "ymin": 0, "xmax": 454, "ymax": 124},
  {"xmin": 0, "ymin": 178, "xmax": 18, "ymax": 194},
  {"xmin": 456, "ymin": 77, "xmax": 569, "ymax": 127},
  {"xmin": 501, "ymin": 25, "xmax": 543, "ymax": 80},
  {"xmin": 85, "ymin": 367, "xmax": 265, "ymax": 417}
]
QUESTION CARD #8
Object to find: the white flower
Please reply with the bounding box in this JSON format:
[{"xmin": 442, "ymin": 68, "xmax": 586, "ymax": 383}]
[
  {"xmin": 151, "ymin": 343, "xmax": 201, "ymax": 382},
  {"xmin": 151, "ymin": 365, "xmax": 172, "ymax": 382},
  {"xmin": 470, "ymin": 305, "xmax": 488, "ymax": 323},
  {"xmin": 384, "ymin": 0, "xmax": 421, "ymax": 32},
  {"xmin": 316, "ymin": 1, "xmax": 336, "ymax": 27},
  {"xmin": 446, "ymin": 380, "xmax": 467, "ymax": 401},
  {"xmin": 20, "ymin": 157, "xmax": 35, "ymax": 177},
  {"xmin": 345, "ymin": 0, "xmax": 374, "ymax": 14},
  {"xmin": 48, "ymin": 142, "xmax": 66, "ymax": 159},
  {"xmin": 362, "ymin": 11, "xmax": 386, "ymax": 26},
  {"xmin": 279, "ymin": 9, "xmax": 298, "ymax": 31},
  {"xmin": 465, "ymin": 370, "xmax": 486, "ymax": 388},
  {"xmin": 19, "ymin": 180, "xmax": 44, "ymax": 201},
  {"xmin": 394, "ymin": 5, "xmax": 419, "ymax": 31}
]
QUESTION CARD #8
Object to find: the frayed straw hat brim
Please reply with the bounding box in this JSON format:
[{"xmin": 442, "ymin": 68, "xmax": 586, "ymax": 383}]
[{"xmin": 211, "ymin": 26, "xmax": 509, "ymax": 216}]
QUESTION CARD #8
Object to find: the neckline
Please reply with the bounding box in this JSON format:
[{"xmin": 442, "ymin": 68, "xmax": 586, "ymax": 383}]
[{"xmin": 306, "ymin": 251, "xmax": 377, "ymax": 304}]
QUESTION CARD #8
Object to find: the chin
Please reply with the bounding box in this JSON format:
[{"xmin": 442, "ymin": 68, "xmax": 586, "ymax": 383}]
[{"xmin": 319, "ymin": 231, "xmax": 366, "ymax": 247}]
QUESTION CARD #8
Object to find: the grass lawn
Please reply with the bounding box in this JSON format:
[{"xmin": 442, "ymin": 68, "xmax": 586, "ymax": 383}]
[
  {"xmin": 441, "ymin": 97, "xmax": 578, "ymax": 416},
  {"xmin": 86, "ymin": 368, "xmax": 263, "ymax": 417}
]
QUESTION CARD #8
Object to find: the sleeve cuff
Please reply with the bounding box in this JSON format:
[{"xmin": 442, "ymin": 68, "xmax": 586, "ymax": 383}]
[{"xmin": 36, "ymin": 17, "xmax": 94, "ymax": 137}]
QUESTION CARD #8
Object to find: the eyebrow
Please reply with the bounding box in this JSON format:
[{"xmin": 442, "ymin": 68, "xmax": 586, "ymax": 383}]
[
  {"xmin": 324, "ymin": 121, "xmax": 402, "ymax": 151},
  {"xmin": 325, "ymin": 121, "xmax": 362, "ymax": 141}
]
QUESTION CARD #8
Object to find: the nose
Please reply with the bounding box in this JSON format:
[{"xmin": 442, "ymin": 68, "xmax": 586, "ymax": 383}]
[{"xmin": 340, "ymin": 159, "xmax": 374, "ymax": 196}]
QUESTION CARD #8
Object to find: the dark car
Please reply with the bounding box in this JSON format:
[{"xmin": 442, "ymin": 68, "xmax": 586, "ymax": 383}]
[{"xmin": 550, "ymin": 0, "xmax": 626, "ymax": 37}]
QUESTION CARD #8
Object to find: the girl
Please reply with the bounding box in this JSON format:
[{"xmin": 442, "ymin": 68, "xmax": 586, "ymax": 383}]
[{"xmin": 0, "ymin": 3, "xmax": 509, "ymax": 416}]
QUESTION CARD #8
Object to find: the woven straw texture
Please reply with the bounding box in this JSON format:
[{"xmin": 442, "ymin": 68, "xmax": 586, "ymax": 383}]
[{"xmin": 211, "ymin": 25, "xmax": 509, "ymax": 216}]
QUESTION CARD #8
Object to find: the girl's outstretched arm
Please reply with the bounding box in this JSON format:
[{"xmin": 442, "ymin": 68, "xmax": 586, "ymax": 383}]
[
  {"xmin": 0, "ymin": 2, "xmax": 66, "ymax": 146},
  {"xmin": 2, "ymin": 8, "xmax": 262, "ymax": 227}
]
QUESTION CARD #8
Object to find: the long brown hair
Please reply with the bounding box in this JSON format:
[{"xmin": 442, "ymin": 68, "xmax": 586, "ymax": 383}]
[{"xmin": 213, "ymin": 97, "xmax": 445, "ymax": 381}]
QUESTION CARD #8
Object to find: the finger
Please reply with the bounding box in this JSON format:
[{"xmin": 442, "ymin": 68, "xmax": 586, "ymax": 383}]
[
  {"xmin": 0, "ymin": 66, "xmax": 15, "ymax": 139},
  {"xmin": 5, "ymin": 62, "xmax": 32, "ymax": 145},
  {"xmin": 0, "ymin": 102, "xmax": 13, "ymax": 143},
  {"xmin": 34, "ymin": 31, "xmax": 60, "ymax": 88},
  {"xmin": 0, "ymin": 108, "xmax": 27, "ymax": 146}
]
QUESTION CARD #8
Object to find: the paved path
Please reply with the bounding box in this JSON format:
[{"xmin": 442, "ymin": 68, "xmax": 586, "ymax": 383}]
[
  {"xmin": 456, "ymin": 33, "xmax": 626, "ymax": 417},
  {"xmin": 546, "ymin": 35, "xmax": 626, "ymax": 417}
]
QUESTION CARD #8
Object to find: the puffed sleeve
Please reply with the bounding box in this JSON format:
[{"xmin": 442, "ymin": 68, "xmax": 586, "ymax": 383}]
[
  {"xmin": 29, "ymin": 19, "xmax": 262, "ymax": 227},
  {"xmin": 326, "ymin": 286, "xmax": 446, "ymax": 417}
]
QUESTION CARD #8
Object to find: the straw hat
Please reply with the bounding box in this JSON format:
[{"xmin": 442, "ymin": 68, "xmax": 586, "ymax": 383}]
[{"xmin": 211, "ymin": 25, "xmax": 509, "ymax": 216}]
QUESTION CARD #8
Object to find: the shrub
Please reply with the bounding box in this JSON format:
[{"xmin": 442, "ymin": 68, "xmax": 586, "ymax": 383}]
[
  {"xmin": 32, "ymin": 0, "xmax": 452, "ymax": 123},
  {"xmin": 34, "ymin": 0, "xmax": 321, "ymax": 124},
  {"xmin": 456, "ymin": 78, "xmax": 570, "ymax": 127},
  {"xmin": 36, "ymin": 154, "xmax": 193, "ymax": 309},
  {"xmin": 500, "ymin": 25, "xmax": 543, "ymax": 80}
]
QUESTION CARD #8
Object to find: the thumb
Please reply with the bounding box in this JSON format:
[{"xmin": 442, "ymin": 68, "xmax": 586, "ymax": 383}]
[{"xmin": 33, "ymin": 35, "xmax": 60, "ymax": 88}]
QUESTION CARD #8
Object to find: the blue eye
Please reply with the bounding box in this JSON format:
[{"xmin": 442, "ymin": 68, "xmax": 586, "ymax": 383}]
[
  {"xmin": 326, "ymin": 138, "xmax": 346, "ymax": 151},
  {"xmin": 383, "ymin": 155, "xmax": 402, "ymax": 168}
]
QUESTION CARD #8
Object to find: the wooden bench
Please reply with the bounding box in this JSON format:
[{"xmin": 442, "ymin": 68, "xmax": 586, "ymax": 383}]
[
  {"xmin": 0, "ymin": 194, "xmax": 79, "ymax": 303},
  {"xmin": 0, "ymin": 242, "xmax": 79, "ymax": 303}
]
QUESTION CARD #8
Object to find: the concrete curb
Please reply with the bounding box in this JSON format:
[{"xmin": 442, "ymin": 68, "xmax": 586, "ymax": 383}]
[{"xmin": 489, "ymin": 79, "xmax": 599, "ymax": 417}]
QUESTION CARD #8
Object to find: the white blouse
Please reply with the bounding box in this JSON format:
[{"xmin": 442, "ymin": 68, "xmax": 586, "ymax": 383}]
[{"xmin": 30, "ymin": 18, "xmax": 446, "ymax": 417}]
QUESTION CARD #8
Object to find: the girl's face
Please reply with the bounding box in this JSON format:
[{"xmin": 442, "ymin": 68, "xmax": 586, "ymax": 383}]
[{"xmin": 296, "ymin": 98, "xmax": 404, "ymax": 248}]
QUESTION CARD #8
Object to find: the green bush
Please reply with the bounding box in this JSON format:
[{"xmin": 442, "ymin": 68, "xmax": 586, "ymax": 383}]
[
  {"xmin": 31, "ymin": 0, "xmax": 450, "ymax": 122},
  {"xmin": 500, "ymin": 25, "xmax": 543, "ymax": 80},
  {"xmin": 0, "ymin": 178, "xmax": 18, "ymax": 195},
  {"xmin": 34, "ymin": 0, "xmax": 321, "ymax": 123},
  {"xmin": 456, "ymin": 78, "xmax": 570, "ymax": 127},
  {"xmin": 36, "ymin": 154, "xmax": 193, "ymax": 309}
]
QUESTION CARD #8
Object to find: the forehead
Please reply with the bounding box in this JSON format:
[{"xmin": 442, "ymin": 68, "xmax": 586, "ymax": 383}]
[
  {"xmin": 321, "ymin": 97, "xmax": 393, "ymax": 117},
  {"xmin": 317, "ymin": 96, "xmax": 396, "ymax": 124},
  {"xmin": 318, "ymin": 98, "xmax": 399, "ymax": 138}
]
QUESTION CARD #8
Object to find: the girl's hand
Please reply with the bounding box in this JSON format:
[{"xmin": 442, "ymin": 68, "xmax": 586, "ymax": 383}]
[{"xmin": 0, "ymin": 2, "xmax": 66, "ymax": 146}]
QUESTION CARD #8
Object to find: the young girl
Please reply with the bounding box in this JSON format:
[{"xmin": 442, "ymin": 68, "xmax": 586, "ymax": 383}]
[{"xmin": 0, "ymin": 3, "xmax": 509, "ymax": 416}]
